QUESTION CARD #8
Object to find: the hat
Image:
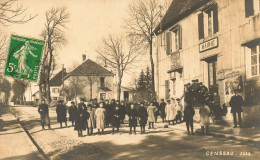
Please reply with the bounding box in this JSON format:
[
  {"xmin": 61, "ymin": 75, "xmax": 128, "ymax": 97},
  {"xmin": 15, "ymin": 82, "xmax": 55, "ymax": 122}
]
[
  {"xmin": 195, "ymin": 79, "xmax": 199, "ymax": 82},
  {"xmin": 176, "ymin": 98, "xmax": 180, "ymax": 101},
  {"xmin": 116, "ymin": 100, "xmax": 120, "ymax": 102},
  {"xmin": 111, "ymin": 99, "xmax": 115, "ymax": 101},
  {"xmin": 58, "ymin": 100, "xmax": 64, "ymax": 103},
  {"xmin": 105, "ymin": 99, "xmax": 109, "ymax": 102},
  {"xmin": 161, "ymin": 98, "xmax": 164, "ymax": 101},
  {"xmin": 71, "ymin": 101, "xmax": 75, "ymax": 104},
  {"xmin": 192, "ymin": 79, "xmax": 196, "ymax": 82},
  {"xmin": 167, "ymin": 99, "xmax": 170, "ymax": 102}
]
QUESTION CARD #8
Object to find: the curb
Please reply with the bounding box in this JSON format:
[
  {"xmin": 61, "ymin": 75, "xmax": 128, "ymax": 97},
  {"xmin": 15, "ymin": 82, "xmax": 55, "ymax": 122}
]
[{"xmin": 9, "ymin": 109, "xmax": 50, "ymax": 160}]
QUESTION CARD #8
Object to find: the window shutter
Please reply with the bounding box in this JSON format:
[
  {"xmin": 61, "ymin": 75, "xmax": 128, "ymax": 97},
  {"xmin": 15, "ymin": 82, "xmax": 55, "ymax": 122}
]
[
  {"xmin": 166, "ymin": 32, "xmax": 172, "ymax": 54},
  {"xmin": 198, "ymin": 12, "xmax": 204, "ymax": 40},
  {"xmin": 165, "ymin": 80, "xmax": 169, "ymax": 99},
  {"xmin": 245, "ymin": 0, "xmax": 254, "ymax": 18},
  {"xmin": 179, "ymin": 26, "xmax": 182, "ymax": 49},
  {"xmin": 213, "ymin": 5, "xmax": 219, "ymax": 33}
]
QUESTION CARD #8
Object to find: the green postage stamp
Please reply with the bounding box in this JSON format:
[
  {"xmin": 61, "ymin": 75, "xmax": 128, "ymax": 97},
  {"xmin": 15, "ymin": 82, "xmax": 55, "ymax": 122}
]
[{"xmin": 4, "ymin": 34, "xmax": 45, "ymax": 82}]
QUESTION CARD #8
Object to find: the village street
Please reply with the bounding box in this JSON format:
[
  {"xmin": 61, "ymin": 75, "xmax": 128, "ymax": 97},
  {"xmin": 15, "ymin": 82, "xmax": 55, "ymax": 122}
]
[{"xmin": 0, "ymin": 106, "xmax": 257, "ymax": 160}]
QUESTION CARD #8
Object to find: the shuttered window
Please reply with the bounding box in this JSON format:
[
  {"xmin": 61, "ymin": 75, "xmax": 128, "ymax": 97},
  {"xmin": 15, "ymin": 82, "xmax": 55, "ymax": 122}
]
[
  {"xmin": 245, "ymin": 0, "xmax": 254, "ymax": 17},
  {"xmin": 198, "ymin": 12, "xmax": 204, "ymax": 39},
  {"xmin": 165, "ymin": 80, "xmax": 170, "ymax": 99},
  {"xmin": 166, "ymin": 32, "xmax": 172, "ymax": 55},
  {"xmin": 213, "ymin": 5, "xmax": 219, "ymax": 33}
]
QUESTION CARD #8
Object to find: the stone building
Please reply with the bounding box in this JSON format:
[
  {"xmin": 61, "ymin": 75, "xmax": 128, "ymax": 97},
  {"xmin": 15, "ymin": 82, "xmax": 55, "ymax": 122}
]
[{"xmin": 154, "ymin": 0, "xmax": 260, "ymax": 125}]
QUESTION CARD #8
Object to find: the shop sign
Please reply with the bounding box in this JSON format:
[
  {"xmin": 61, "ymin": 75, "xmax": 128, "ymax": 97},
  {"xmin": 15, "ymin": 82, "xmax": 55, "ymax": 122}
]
[{"xmin": 199, "ymin": 37, "xmax": 218, "ymax": 52}]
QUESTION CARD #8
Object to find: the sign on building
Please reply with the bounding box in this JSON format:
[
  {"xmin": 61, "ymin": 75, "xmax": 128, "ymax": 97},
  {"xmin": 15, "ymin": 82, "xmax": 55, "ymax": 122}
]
[
  {"xmin": 199, "ymin": 37, "xmax": 218, "ymax": 52},
  {"xmin": 4, "ymin": 34, "xmax": 45, "ymax": 82}
]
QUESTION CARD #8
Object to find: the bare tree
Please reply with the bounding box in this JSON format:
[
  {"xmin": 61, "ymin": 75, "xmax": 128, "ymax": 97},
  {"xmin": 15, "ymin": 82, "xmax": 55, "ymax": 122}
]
[
  {"xmin": 124, "ymin": 0, "xmax": 168, "ymax": 92},
  {"xmin": 97, "ymin": 34, "xmax": 143, "ymax": 101},
  {"xmin": 0, "ymin": 33, "xmax": 7, "ymax": 73},
  {"xmin": 40, "ymin": 7, "xmax": 69, "ymax": 104},
  {"xmin": 0, "ymin": 0, "xmax": 36, "ymax": 26}
]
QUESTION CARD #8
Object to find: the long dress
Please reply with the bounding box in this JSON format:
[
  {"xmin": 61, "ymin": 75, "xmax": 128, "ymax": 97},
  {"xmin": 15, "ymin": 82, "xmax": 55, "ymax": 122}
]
[
  {"xmin": 147, "ymin": 105, "xmax": 158, "ymax": 123},
  {"xmin": 95, "ymin": 107, "xmax": 106, "ymax": 129},
  {"xmin": 165, "ymin": 103, "xmax": 176, "ymax": 121},
  {"xmin": 111, "ymin": 109, "xmax": 121, "ymax": 128},
  {"xmin": 199, "ymin": 104, "xmax": 211, "ymax": 126}
]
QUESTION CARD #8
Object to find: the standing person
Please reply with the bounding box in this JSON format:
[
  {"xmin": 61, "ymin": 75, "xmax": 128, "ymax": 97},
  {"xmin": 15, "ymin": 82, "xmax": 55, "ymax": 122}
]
[
  {"xmin": 199, "ymin": 99, "xmax": 211, "ymax": 135},
  {"xmin": 153, "ymin": 99, "xmax": 160, "ymax": 123},
  {"xmin": 68, "ymin": 101, "xmax": 77, "ymax": 126},
  {"xmin": 165, "ymin": 99, "xmax": 176, "ymax": 125},
  {"xmin": 74, "ymin": 98, "xmax": 87, "ymax": 137},
  {"xmin": 56, "ymin": 100, "xmax": 67, "ymax": 128},
  {"xmin": 229, "ymin": 89, "xmax": 244, "ymax": 128},
  {"xmin": 184, "ymin": 100, "xmax": 195, "ymax": 135},
  {"xmin": 128, "ymin": 104, "xmax": 138, "ymax": 135},
  {"xmin": 138, "ymin": 102, "xmax": 148, "ymax": 134},
  {"xmin": 38, "ymin": 99, "xmax": 51, "ymax": 130},
  {"xmin": 86, "ymin": 104, "xmax": 95, "ymax": 136},
  {"xmin": 95, "ymin": 102, "xmax": 106, "ymax": 135},
  {"xmin": 147, "ymin": 102, "xmax": 158, "ymax": 129},
  {"xmin": 211, "ymin": 92, "xmax": 221, "ymax": 119},
  {"xmin": 159, "ymin": 99, "xmax": 167, "ymax": 123},
  {"xmin": 175, "ymin": 98, "xmax": 183, "ymax": 123},
  {"xmin": 111, "ymin": 104, "xmax": 121, "ymax": 134},
  {"xmin": 120, "ymin": 101, "xmax": 126, "ymax": 124},
  {"xmin": 104, "ymin": 99, "xmax": 110, "ymax": 128}
]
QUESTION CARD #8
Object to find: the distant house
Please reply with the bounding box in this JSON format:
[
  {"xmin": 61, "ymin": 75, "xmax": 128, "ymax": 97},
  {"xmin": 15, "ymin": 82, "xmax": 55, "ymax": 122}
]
[
  {"xmin": 64, "ymin": 58, "xmax": 114, "ymax": 101},
  {"xmin": 32, "ymin": 91, "xmax": 40, "ymax": 105},
  {"xmin": 49, "ymin": 68, "xmax": 67, "ymax": 101}
]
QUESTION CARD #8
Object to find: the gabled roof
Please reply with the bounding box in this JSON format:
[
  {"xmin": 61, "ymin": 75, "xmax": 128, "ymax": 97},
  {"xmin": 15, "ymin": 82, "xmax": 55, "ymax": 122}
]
[
  {"xmin": 154, "ymin": 0, "xmax": 211, "ymax": 35},
  {"xmin": 50, "ymin": 69, "xmax": 67, "ymax": 86},
  {"xmin": 69, "ymin": 59, "xmax": 114, "ymax": 77}
]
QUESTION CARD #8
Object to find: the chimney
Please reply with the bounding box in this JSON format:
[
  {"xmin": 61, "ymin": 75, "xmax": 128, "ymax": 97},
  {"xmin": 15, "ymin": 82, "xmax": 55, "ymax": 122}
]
[{"xmin": 82, "ymin": 54, "xmax": 86, "ymax": 61}]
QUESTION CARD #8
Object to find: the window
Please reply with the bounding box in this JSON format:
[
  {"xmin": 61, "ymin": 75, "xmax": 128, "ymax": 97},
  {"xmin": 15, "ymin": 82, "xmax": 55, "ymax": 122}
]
[
  {"xmin": 53, "ymin": 97, "xmax": 58, "ymax": 101},
  {"xmin": 198, "ymin": 5, "xmax": 218, "ymax": 39},
  {"xmin": 245, "ymin": 0, "xmax": 260, "ymax": 17},
  {"xmin": 100, "ymin": 93, "xmax": 106, "ymax": 100},
  {"xmin": 166, "ymin": 25, "xmax": 182, "ymax": 54},
  {"xmin": 208, "ymin": 59, "xmax": 217, "ymax": 87},
  {"xmin": 100, "ymin": 77, "xmax": 105, "ymax": 87},
  {"xmin": 251, "ymin": 45, "xmax": 260, "ymax": 76}
]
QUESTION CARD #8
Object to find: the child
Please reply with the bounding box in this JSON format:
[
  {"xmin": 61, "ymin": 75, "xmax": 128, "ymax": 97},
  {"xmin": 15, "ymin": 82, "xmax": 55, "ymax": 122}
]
[
  {"xmin": 138, "ymin": 102, "xmax": 148, "ymax": 134},
  {"xmin": 165, "ymin": 99, "xmax": 175, "ymax": 125},
  {"xmin": 95, "ymin": 102, "xmax": 106, "ymax": 135},
  {"xmin": 199, "ymin": 100, "xmax": 211, "ymax": 135},
  {"xmin": 147, "ymin": 102, "xmax": 158, "ymax": 129},
  {"xmin": 128, "ymin": 103, "xmax": 138, "ymax": 135},
  {"xmin": 184, "ymin": 100, "xmax": 195, "ymax": 135},
  {"xmin": 68, "ymin": 101, "xmax": 77, "ymax": 126},
  {"xmin": 86, "ymin": 104, "xmax": 95, "ymax": 136},
  {"xmin": 112, "ymin": 104, "xmax": 121, "ymax": 134},
  {"xmin": 175, "ymin": 98, "xmax": 183, "ymax": 123}
]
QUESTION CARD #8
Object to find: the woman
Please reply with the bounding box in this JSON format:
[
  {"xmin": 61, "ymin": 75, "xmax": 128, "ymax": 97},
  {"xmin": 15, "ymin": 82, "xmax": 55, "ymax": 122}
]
[
  {"xmin": 165, "ymin": 99, "xmax": 176, "ymax": 125},
  {"xmin": 74, "ymin": 98, "xmax": 87, "ymax": 137},
  {"xmin": 68, "ymin": 101, "xmax": 77, "ymax": 126},
  {"xmin": 147, "ymin": 102, "xmax": 158, "ymax": 129},
  {"xmin": 138, "ymin": 102, "xmax": 148, "ymax": 134},
  {"xmin": 128, "ymin": 103, "xmax": 138, "ymax": 134},
  {"xmin": 95, "ymin": 102, "xmax": 106, "ymax": 135},
  {"xmin": 56, "ymin": 100, "xmax": 67, "ymax": 128},
  {"xmin": 86, "ymin": 104, "xmax": 95, "ymax": 136}
]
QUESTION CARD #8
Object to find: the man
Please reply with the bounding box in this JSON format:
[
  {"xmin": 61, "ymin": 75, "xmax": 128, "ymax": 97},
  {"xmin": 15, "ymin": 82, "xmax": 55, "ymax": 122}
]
[
  {"xmin": 38, "ymin": 99, "xmax": 51, "ymax": 130},
  {"xmin": 120, "ymin": 101, "xmax": 126, "ymax": 124},
  {"xmin": 104, "ymin": 99, "xmax": 110, "ymax": 127},
  {"xmin": 229, "ymin": 89, "xmax": 244, "ymax": 128},
  {"xmin": 153, "ymin": 99, "xmax": 160, "ymax": 123},
  {"xmin": 159, "ymin": 99, "xmax": 166, "ymax": 123}
]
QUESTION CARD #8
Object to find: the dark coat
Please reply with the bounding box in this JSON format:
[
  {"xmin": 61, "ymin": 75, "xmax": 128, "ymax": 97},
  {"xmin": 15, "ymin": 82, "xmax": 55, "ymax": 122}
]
[
  {"xmin": 56, "ymin": 104, "xmax": 67, "ymax": 122},
  {"xmin": 184, "ymin": 105, "xmax": 195, "ymax": 121},
  {"xmin": 111, "ymin": 109, "xmax": 121, "ymax": 128},
  {"xmin": 68, "ymin": 105, "xmax": 77, "ymax": 121},
  {"xmin": 128, "ymin": 108, "xmax": 138, "ymax": 127},
  {"xmin": 120, "ymin": 104, "xmax": 126, "ymax": 120},
  {"xmin": 159, "ymin": 102, "xmax": 166, "ymax": 117},
  {"xmin": 138, "ymin": 106, "xmax": 148, "ymax": 126},
  {"xmin": 104, "ymin": 103, "xmax": 111, "ymax": 124},
  {"xmin": 74, "ymin": 103, "xmax": 87, "ymax": 131},
  {"xmin": 229, "ymin": 95, "xmax": 244, "ymax": 113},
  {"xmin": 38, "ymin": 104, "xmax": 49, "ymax": 115}
]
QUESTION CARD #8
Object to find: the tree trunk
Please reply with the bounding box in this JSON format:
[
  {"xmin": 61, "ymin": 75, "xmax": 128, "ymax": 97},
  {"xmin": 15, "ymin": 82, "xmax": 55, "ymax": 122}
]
[
  {"xmin": 149, "ymin": 39, "xmax": 155, "ymax": 92},
  {"xmin": 117, "ymin": 70, "xmax": 123, "ymax": 101},
  {"xmin": 90, "ymin": 83, "xmax": 93, "ymax": 100}
]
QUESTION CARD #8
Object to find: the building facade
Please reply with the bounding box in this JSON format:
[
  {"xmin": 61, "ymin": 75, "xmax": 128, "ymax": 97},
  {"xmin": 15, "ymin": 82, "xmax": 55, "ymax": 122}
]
[{"xmin": 154, "ymin": 0, "xmax": 260, "ymax": 109}]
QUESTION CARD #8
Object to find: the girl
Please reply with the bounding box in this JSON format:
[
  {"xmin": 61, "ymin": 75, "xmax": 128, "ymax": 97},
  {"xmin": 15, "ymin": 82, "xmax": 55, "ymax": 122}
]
[
  {"xmin": 86, "ymin": 104, "xmax": 95, "ymax": 136},
  {"xmin": 95, "ymin": 102, "xmax": 106, "ymax": 135},
  {"xmin": 147, "ymin": 102, "xmax": 158, "ymax": 129},
  {"xmin": 199, "ymin": 99, "xmax": 211, "ymax": 135},
  {"xmin": 165, "ymin": 99, "xmax": 176, "ymax": 125}
]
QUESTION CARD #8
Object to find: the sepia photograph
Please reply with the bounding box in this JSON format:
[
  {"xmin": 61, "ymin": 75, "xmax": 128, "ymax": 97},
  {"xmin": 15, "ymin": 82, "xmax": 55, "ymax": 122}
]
[{"xmin": 0, "ymin": 0, "xmax": 259, "ymax": 159}]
